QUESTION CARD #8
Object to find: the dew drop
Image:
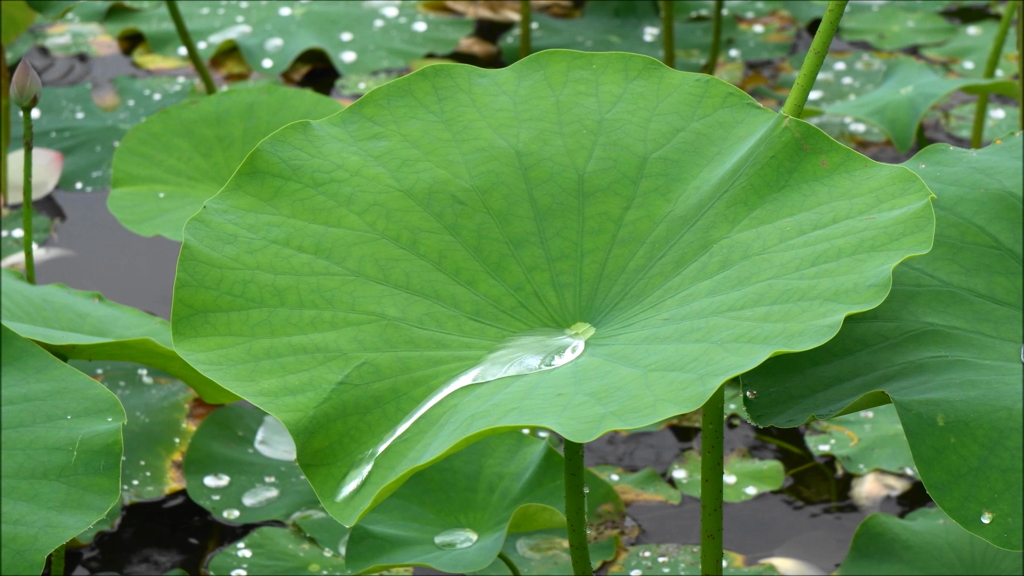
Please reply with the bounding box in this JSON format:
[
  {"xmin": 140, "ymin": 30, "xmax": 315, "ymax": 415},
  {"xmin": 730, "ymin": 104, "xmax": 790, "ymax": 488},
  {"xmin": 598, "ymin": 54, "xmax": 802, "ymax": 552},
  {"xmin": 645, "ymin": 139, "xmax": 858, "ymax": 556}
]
[
  {"xmin": 434, "ymin": 527, "xmax": 478, "ymax": 550},
  {"xmin": 981, "ymin": 511, "xmax": 993, "ymax": 524},
  {"xmin": 11, "ymin": 228, "xmax": 24, "ymax": 238},
  {"xmin": 989, "ymin": 108, "xmax": 1007, "ymax": 120},
  {"xmin": 340, "ymin": 50, "xmax": 358, "ymax": 64},
  {"xmin": 30, "ymin": 108, "xmax": 41, "ymax": 119},
  {"xmin": 841, "ymin": 76, "xmax": 854, "ymax": 85},
  {"xmin": 727, "ymin": 48, "xmax": 741, "ymax": 58},
  {"xmin": 254, "ymin": 415, "xmax": 297, "ymax": 460},
  {"xmin": 211, "ymin": 494, "xmax": 221, "ymax": 500},
  {"xmin": 373, "ymin": 18, "xmax": 385, "ymax": 28},
  {"xmin": 817, "ymin": 444, "xmax": 831, "ymax": 452},
  {"xmin": 230, "ymin": 570, "xmax": 247, "ymax": 576},
  {"xmin": 671, "ymin": 468, "xmax": 688, "ymax": 480},
  {"xmin": 203, "ymin": 473, "xmax": 231, "ymax": 488},
  {"xmin": 411, "ymin": 21, "xmax": 428, "ymax": 32},
  {"xmin": 264, "ymin": 475, "xmax": 276, "ymax": 483},
  {"xmin": 380, "ymin": 5, "xmax": 399, "ymax": 18},
  {"xmin": 860, "ymin": 410, "xmax": 874, "ymax": 418},
  {"xmin": 743, "ymin": 485, "xmax": 758, "ymax": 495},
  {"xmin": 657, "ymin": 555, "xmax": 668, "ymax": 563},
  {"xmin": 237, "ymin": 548, "xmax": 253, "ymax": 558},
  {"xmin": 745, "ymin": 390, "xmax": 757, "ymax": 399},
  {"xmin": 751, "ymin": 23, "xmax": 765, "ymax": 34},
  {"xmin": 848, "ymin": 122, "xmax": 867, "ymax": 134},
  {"xmin": 962, "ymin": 60, "xmax": 976, "ymax": 70},
  {"xmin": 158, "ymin": 193, "xmax": 165, "ymax": 198},
  {"xmin": 222, "ymin": 508, "xmax": 241, "ymax": 520},
  {"xmin": 723, "ymin": 473, "xmax": 738, "ymax": 485},
  {"xmin": 74, "ymin": 111, "xmax": 85, "ymax": 120},
  {"xmin": 640, "ymin": 550, "xmax": 652, "ymax": 558},
  {"xmin": 261, "ymin": 58, "xmax": 274, "ymax": 69},
  {"xmin": 241, "ymin": 485, "xmax": 281, "ymax": 508},
  {"xmin": 263, "ymin": 37, "xmax": 284, "ymax": 53},
  {"xmin": 278, "ymin": 6, "xmax": 292, "ymax": 16},
  {"xmin": 340, "ymin": 31, "xmax": 354, "ymax": 42},
  {"xmin": 197, "ymin": 40, "xmax": 208, "ymax": 50},
  {"xmin": 177, "ymin": 46, "xmax": 188, "ymax": 56},
  {"xmin": 808, "ymin": 89, "xmax": 824, "ymax": 101},
  {"xmin": 966, "ymin": 25, "xmax": 982, "ymax": 36},
  {"xmin": 609, "ymin": 473, "xmax": 620, "ymax": 481},
  {"xmin": 630, "ymin": 570, "xmax": 643, "ymax": 576},
  {"xmin": 583, "ymin": 484, "xmax": 590, "ymax": 493},
  {"xmin": 833, "ymin": 61, "xmax": 847, "ymax": 71}
]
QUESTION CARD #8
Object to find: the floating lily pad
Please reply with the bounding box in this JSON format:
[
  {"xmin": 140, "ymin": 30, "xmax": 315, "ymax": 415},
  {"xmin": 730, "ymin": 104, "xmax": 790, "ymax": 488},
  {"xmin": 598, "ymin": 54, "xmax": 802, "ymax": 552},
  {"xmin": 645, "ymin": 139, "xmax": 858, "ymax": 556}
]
[
  {"xmin": 607, "ymin": 544, "xmax": 779, "ymax": 575},
  {"xmin": 928, "ymin": 101, "xmax": 1020, "ymax": 144},
  {"xmin": 669, "ymin": 449, "xmax": 784, "ymax": 503},
  {"xmin": 7, "ymin": 76, "xmax": 194, "ymax": 191},
  {"xmin": 73, "ymin": 360, "xmax": 196, "ymax": 502},
  {"xmin": 1, "ymin": 207, "xmax": 52, "ymax": 261},
  {"xmin": 823, "ymin": 56, "xmax": 1017, "ymax": 151},
  {"xmin": 183, "ymin": 403, "xmax": 320, "ymax": 524},
  {"xmin": 839, "ymin": 5, "xmax": 956, "ymax": 50},
  {"xmin": 0, "ymin": 268, "xmax": 237, "ymax": 403},
  {"xmin": 171, "ymin": 50, "xmax": 935, "ymax": 526},
  {"xmin": 838, "ymin": 508, "xmax": 1023, "ymax": 575},
  {"xmin": 0, "ymin": 324, "xmax": 125, "ymax": 576},
  {"xmin": 921, "ymin": 19, "xmax": 1019, "ymax": 79},
  {"xmin": 591, "ymin": 465, "xmax": 681, "ymax": 505},
  {"xmin": 96, "ymin": 0, "xmax": 472, "ymax": 76},
  {"xmin": 207, "ymin": 525, "xmax": 349, "ymax": 576},
  {"xmin": 807, "ymin": 404, "xmax": 916, "ymax": 477},
  {"xmin": 346, "ymin": 431, "xmax": 619, "ymax": 574},
  {"xmin": 13, "ymin": 20, "xmax": 120, "ymax": 57},
  {"xmin": 109, "ymin": 85, "xmax": 343, "ymax": 241},
  {"xmin": 468, "ymin": 529, "xmax": 619, "ymax": 575},
  {"xmin": 743, "ymin": 134, "xmax": 1023, "ymax": 550}
]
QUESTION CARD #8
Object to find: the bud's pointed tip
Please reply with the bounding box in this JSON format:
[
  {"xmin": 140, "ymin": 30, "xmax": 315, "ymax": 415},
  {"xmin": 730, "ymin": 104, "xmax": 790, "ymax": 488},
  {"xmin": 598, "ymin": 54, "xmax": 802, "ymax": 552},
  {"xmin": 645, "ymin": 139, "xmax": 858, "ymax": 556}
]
[{"xmin": 11, "ymin": 58, "xmax": 42, "ymax": 109}]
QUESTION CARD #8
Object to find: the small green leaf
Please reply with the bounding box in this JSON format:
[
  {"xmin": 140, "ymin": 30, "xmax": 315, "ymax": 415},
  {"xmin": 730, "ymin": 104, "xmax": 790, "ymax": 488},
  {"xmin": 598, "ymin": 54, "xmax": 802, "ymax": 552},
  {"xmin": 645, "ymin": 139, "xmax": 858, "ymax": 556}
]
[
  {"xmin": 669, "ymin": 449, "xmax": 784, "ymax": 503},
  {"xmin": 607, "ymin": 544, "xmax": 779, "ymax": 575},
  {"xmin": 921, "ymin": 20, "xmax": 1018, "ymax": 79},
  {"xmin": 838, "ymin": 508, "xmax": 1023, "ymax": 575},
  {"xmin": 1, "ymin": 324, "xmax": 125, "ymax": 576},
  {"xmin": 0, "ymin": 268, "xmax": 237, "ymax": 403},
  {"xmin": 807, "ymin": 404, "xmax": 916, "ymax": 478},
  {"xmin": 109, "ymin": 85, "xmax": 343, "ymax": 241},
  {"xmin": 591, "ymin": 465, "xmax": 681, "ymax": 505},
  {"xmin": 839, "ymin": 6, "xmax": 956, "ymax": 50},
  {"xmin": 207, "ymin": 525, "xmax": 349, "ymax": 576},
  {"xmin": 1, "ymin": 1, "xmax": 36, "ymax": 46},
  {"xmin": 468, "ymin": 528, "xmax": 619, "ymax": 575}
]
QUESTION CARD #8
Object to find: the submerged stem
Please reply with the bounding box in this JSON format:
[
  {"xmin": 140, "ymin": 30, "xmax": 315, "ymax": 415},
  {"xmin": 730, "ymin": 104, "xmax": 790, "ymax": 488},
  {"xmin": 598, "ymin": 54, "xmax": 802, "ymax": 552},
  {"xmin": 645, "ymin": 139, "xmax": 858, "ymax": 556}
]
[
  {"xmin": 971, "ymin": 2, "xmax": 1016, "ymax": 147},
  {"xmin": 520, "ymin": 1, "xmax": 531, "ymax": 60},
  {"xmin": 700, "ymin": 385, "xmax": 725, "ymax": 576},
  {"xmin": 166, "ymin": 0, "xmax": 216, "ymax": 95},
  {"xmin": 498, "ymin": 551, "xmax": 522, "ymax": 576},
  {"xmin": 702, "ymin": 0, "xmax": 723, "ymax": 75},
  {"xmin": 661, "ymin": 1, "xmax": 675, "ymax": 68},
  {"xmin": 50, "ymin": 543, "xmax": 65, "ymax": 576},
  {"xmin": 21, "ymin": 105, "xmax": 35, "ymax": 284},
  {"xmin": 563, "ymin": 440, "xmax": 592, "ymax": 575},
  {"xmin": 781, "ymin": 1, "xmax": 849, "ymax": 118}
]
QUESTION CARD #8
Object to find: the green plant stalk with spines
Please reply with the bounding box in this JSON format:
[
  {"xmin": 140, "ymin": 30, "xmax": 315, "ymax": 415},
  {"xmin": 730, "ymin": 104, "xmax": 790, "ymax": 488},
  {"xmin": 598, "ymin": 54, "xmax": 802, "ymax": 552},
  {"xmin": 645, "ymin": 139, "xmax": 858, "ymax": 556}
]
[
  {"xmin": 970, "ymin": 2, "xmax": 1016, "ymax": 147},
  {"xmin": 520, "ymin": 1, "xmax": 531, "ymax": 60},
  {"xmin": 700, "ymin": 385, "xmax": 725, "ymax": 576},
  {"xmin": 21, "ymin": 103, "xmax": 35, "ymax": 284},
  {"xmin": 563, "ymin": 439, "xmax": 592, "ymax": 575},
  {"xmin": 702, "ymin": 0, "xmax": 723, "ymax": 75},
  {"xmin": 498, "ymin": 551, "xmax": 522, "ymax": 576},
  {"xmin": 661, "ymin": 1, "xmax": 675, "ymax": 68},
  {"xmin": 166, "ymin": 0, "xmax": 216, "ymax": 95},
  {"xmin": 782, "ymin": 1, "xmax": 849, "ymax": 118}
]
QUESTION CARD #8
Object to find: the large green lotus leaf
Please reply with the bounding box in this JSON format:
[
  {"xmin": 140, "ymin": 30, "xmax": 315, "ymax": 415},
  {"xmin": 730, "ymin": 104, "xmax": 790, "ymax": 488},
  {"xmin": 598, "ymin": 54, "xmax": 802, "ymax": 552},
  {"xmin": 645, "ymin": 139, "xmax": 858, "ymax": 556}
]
[
  {"xmin": 172, "ymin": 50, "xmax": 935, "ymax": 526},
  {"xmin": 1, "ymin": 0, "xmax": 36, "ymax": 45},
  {"xmin": 839, "ymin": 5, "xmax": 956, "ymax": 50},
  {"xmin": 183, "ymin": 403, "xmax": 321, "ymax": 524},
  {"xmin": 0, "ymin": 268, "xmax": 238, "ymax": 403},
  {"xmin": 347, "ymin": 432, "xmax": 613, "ymax": 574},
  {"xmin": 73, "ymin": 360, "xmax": 196, "ymax": 502},
  {"xmin": 921, "ymin": 19, "xmax": 1019, "ymax": 79},
  {"xmin": 742, "ymin": 134, "xmax": 1023, "ymax": 550},
  {"xmin": 806, "ymin": 404, "xmax": 917, "ymax": 477},
  {"xmin": 7, "ymin": 76, "xmax": 192, "ymax": 191},
  {"xmin": 108, "ymin": 86, "xmax": 343, "ymax": 241},
  {"xmin": 0, "ymin": 324, "xmax": 125, "ymax": 576},
  {"xmin": 838, "ymin": 508, "xmax": 1023, "ymax": 575},
  {"xmin": 822, "ymin": 57, "xmax": 1018, "ymax": 152},
  {"xmin": 95, "ymin": 0, "xmax": 472, "ymax": 76},
  {"xmin": 669, "ymin": 449, "xmax": 784, "ymax": 503}
]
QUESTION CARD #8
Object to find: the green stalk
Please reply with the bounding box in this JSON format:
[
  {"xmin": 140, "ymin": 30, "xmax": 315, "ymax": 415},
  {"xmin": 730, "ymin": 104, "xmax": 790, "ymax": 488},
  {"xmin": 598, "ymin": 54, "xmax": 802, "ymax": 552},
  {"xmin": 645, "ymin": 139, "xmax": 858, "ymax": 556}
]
[
  {"xmin": 50, "ymin": 543, "xmax": 65, "ymax": 576},
  {"xmin": 520, "ymin": 1, "xmax": 531, "ymax": 60},
  {"xmin": 661, "ymin": 0, "xmax": 675, "ymax": 68},
  {"xmin": 2, "ymin": 45, "xmax": 9, "ymax": 209},
  {"xmin": 166, "ymin": 0, "xmax": 216, "ymax": 95},
  {"xmin": 498, "ymin": 551, "xmax": 522, "ymax": 576},
  {"xmin": 563, "ymin": 439, "xmax": 592, "ymax": 575},
  {"xmin": 700, "ymin": 385, "xmax": 725, "ymax": 576},
  {"xmin": 971, "ymin": 2, "xmax": 1016, "ymax": 147},
  {"xmin": 701, "ymin": 0, "xmax": 723, "ymax": 75},
  {"xmin": 21, "ymin": 104, "xmax": 35, "ymax": 284},
  {"xmin": 781, "ymin": 1, "xmax": 849, "ymax": 118}
]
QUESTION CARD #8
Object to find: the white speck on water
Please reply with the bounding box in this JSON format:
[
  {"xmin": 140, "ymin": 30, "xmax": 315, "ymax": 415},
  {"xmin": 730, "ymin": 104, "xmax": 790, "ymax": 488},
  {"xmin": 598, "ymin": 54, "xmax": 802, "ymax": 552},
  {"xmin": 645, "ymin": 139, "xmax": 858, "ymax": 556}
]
[
  {"xmin": 203, "ymin": 473, "xmax": 231, "ymax": 488},
  {"xmin": 411, "ymin": 21, "xmax": 428, "ymax": 32},
  {"xmin": 261, "ymin": 58, "xmax": 273, "ymax": 69},
  {"xmin": 642, "ymin": 25, "xmax": 660, "ymax": 42},
  {"xmin": 278, "ymin": 6, "xmax": 292, "ymax": 16},
  {"xmin": 222, "ymin": 508, "xmax": 241, "ymax": 520},
  {"xmin": 808, "ymin": 89, "xmax": 824, "ymax": 101},
  {"xmin": 434, "ymin": 527, "xmax": 478, "ymax": 549},
  {"xmin": 981, "ymin": 511, "xmax": 994, "ymax": 524},
  {"xmin": 723, "ymin": 473, "xmax": 738, "ymax": 485},
  {"xmin": 210, "ymin": 494, "xmax": 221, "ymax": 500},
  {"xmin": 339, "ymin": 31, "xmax": 354, "ymax": 42},
  {"xmin": 340, "ymin": 50, "xmax": 358, "ymax": 64},
  {"xmin": 235, "ymin": 15, "xmax": 245, "ymax": 23}
]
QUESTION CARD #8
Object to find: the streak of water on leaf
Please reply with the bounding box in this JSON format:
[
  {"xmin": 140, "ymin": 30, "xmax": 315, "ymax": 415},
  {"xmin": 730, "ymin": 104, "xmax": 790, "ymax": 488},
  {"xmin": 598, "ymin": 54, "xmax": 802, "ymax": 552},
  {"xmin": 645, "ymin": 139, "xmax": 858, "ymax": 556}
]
[{"xmin": 334, "ymin": 323, "xmax": 596, "ymax": 502}]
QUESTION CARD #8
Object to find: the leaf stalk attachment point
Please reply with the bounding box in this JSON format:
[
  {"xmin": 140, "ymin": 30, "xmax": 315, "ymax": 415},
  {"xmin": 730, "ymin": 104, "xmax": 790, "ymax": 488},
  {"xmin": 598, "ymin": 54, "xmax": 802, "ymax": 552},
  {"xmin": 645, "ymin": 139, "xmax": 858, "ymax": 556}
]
[
  {"xmin": 971, "ymin": 1, "xmax": 1017, "ymax": 147},
  {"xmin": 700, "ymin": 384, "xmax": 725, "ymax": 575},
  {"xmin": 701, "ymin": 0, "xmax": 723, "ymax": 75},
  {"xmin": 166, "ymin": 0, "xmax": 217, "ymax": 95},
  {"xmin": 781, "ymin": 1, "xmax": 849, "ymax": 118},
  {"xmin": 563, "ymin": 439, "xmax": 592, "ymax": 575},
  {"xmin": 498, "ymin": 550, "xmax": 522, "ymax": 576}
]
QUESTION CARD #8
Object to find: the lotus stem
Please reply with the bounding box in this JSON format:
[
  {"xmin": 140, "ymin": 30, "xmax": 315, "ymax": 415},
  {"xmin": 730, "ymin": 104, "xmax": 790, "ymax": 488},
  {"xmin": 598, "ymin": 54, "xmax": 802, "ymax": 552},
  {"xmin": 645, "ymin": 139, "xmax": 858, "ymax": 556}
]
[
  {"xmin": 661, "ymin": 1, "xmax": 675, "ymax": 68},
  {"xmin": 563, "ymin": 439, "xmax": 592, "ymax": 575},
  {"xmin": 971, "ymin": 2, "xmax": 1016, "ymax": 147},
  {"xmin": 166, "ymin": 0, "xmax": 216, "ymax": 95},
  {"xmin": 21, "ymin": 104, "xmax": 35, "ymax": 284},
  {"xmin": 782, "ymin": 0, "xmax": 849, "ymax": 118},
  {"xmin": 50, "ymin": 543, "xmax": 65, "ymax": 576},
  {"xmin": 520, "ymin": 1, "xmax": 531, "ymax": 60},
  {"xmin": 498, "ymin": 551, "xmax": 522, "ymax": 576},
  {"xmin": 700, "ymin": 384, "xmax": 725, "ymax": 576},
  {"xmin": 2, "ymin": 45, "xmax": 9, "ymax": 209},
  {"xmin": 702, "ymin": 0, "xmax": 723, "ymax": 75}
]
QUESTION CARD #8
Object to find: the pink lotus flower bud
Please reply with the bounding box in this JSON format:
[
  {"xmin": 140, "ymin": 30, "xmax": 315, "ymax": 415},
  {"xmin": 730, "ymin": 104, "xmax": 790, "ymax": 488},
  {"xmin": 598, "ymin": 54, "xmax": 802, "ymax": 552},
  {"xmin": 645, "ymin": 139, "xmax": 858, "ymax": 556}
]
[{"xmin": 10, "ymin": 58, "xmax": 42, "ymax": 109}]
